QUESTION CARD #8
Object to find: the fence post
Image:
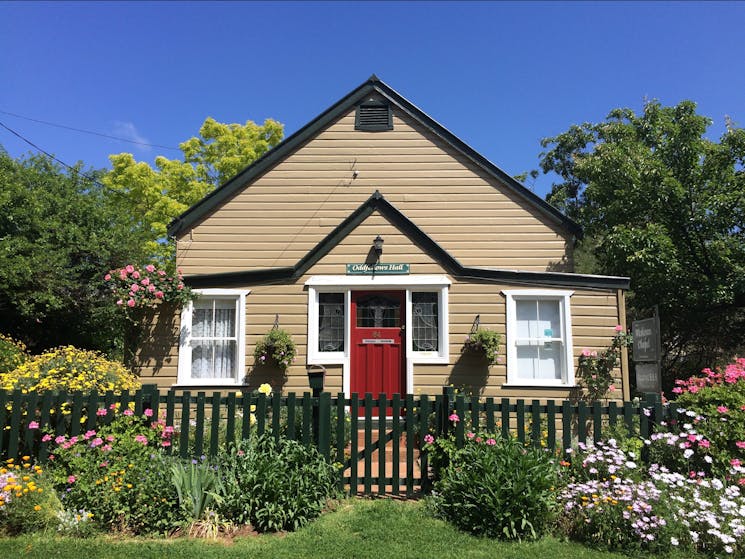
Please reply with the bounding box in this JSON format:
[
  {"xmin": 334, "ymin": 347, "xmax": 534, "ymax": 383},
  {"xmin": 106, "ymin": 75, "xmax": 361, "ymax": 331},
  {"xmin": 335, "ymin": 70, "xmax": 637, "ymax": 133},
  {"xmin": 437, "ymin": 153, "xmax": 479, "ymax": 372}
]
[{"xmin": 440, "ymin": 386, "xmax": 454, "ymax": 437}]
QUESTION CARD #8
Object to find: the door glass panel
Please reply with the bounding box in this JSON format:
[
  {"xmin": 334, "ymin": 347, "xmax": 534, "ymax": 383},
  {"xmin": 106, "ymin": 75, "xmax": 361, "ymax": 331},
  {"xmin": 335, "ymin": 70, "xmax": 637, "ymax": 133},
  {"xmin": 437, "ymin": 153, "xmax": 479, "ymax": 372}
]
[{"xmin": 356, "ymin": 294, "xmax": 401, "ymax": 327}]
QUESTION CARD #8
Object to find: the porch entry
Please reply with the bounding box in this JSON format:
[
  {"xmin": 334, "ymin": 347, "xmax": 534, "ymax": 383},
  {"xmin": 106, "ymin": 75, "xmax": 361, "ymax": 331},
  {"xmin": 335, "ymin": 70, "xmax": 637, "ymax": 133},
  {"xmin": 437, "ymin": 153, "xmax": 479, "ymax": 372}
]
[{"xmin": 350, "ymin": 291, "xmax": 405, "ymax": 414}]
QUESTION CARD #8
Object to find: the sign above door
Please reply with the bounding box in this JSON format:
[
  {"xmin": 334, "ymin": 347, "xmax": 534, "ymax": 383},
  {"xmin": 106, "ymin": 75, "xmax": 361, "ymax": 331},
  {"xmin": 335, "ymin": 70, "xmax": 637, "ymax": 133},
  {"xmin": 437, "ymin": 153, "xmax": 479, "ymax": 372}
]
[{"xmin": 346, "ymin": 263, "xmax": 410, "ymax": 275}]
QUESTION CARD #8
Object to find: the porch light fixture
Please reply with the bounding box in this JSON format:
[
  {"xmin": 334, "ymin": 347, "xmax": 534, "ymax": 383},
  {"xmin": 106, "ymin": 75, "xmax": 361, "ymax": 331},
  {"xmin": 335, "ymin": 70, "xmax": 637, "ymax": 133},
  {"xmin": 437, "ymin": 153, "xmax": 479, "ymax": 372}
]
[{"xmin": 373, "ymin": 235, "xmax": 384, "ymax": 259}]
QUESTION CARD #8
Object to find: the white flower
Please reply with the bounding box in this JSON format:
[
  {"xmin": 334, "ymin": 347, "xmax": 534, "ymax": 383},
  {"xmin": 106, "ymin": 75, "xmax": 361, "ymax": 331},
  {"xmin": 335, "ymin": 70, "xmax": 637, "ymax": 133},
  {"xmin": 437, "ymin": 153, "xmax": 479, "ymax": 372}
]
[
  {"xmin": 670, "ymin": 537, "xmax": 679, "ymax": 546},
  {"xmin": 684, "ymin": 449, "xmax": 694, "ymax": 459}
]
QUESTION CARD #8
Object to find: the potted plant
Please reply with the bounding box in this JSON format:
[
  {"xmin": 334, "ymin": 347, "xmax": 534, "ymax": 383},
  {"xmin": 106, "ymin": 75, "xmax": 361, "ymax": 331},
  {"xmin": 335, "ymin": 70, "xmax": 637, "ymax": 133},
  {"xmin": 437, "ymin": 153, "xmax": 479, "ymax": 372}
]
[
  {"xmin": 463, "ymin": 328, "xmax": 501, "ymax": 365},
  {"xmin": 253, "ymin": 328, "xmax": 296, "ymax": 371}
]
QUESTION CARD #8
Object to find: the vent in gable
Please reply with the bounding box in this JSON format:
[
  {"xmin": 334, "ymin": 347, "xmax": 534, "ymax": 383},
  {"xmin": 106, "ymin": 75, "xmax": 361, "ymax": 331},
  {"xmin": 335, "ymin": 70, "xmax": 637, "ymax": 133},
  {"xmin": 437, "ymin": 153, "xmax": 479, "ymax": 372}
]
[{"xmin": 355, "ymin": 102, "xmax": 393, "ymax": 131}]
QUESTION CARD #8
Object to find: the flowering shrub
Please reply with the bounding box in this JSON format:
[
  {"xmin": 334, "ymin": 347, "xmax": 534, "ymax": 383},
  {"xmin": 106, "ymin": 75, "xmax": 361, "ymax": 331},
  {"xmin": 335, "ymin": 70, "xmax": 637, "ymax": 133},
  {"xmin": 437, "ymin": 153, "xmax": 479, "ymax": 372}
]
[
  {"xmin": 0, "ymin": 346, "xmax": 140, "ymax": 394},
  {"xmin": 47, "ymin": 406, "xmax": 182, "ymax": 535},
  {"xmin": 425, "ymin": 428, "xmax": 559, "ymax": 540},
  {"xmin": 558, "ymin": 437, "xmax": 745, "ymax": 556},
  {"xmin": 0, "ymin": 333, "xmax": 28, "ymax": 375},
  {"xmin": 218, "ymin": 434, "xmax": 340, "ymax": 532},
  {"xmin": 577, "ymin": 326, "xmax": 631, "ymax": 401},
  {"xmin": 667, "ymin": 359, "xmax": 745, "ymax": 477},
  {"xmin": 462, "ymin": 328, "xmax": 501, "ymax": 365},
  {"xmin": 105, "ymin": 263, "xmax": 193, "ymax": 310},
  {"xmin": 0, "ymin": 455, "xmax": 62, "ymax": 535},
  {"xmin": 253, "ymin": 329, "xmax": 296, "ymax": 371}
]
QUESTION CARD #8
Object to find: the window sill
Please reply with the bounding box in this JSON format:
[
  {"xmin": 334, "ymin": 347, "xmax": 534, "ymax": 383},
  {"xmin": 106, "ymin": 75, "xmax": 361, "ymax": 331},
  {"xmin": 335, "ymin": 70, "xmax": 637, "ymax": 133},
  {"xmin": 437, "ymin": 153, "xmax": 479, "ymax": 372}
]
[
  {"xmin": 172, "ymin": 381, "xmax": 245, "ymax": 391},
  {"xmin": 501, "ymin": 383, "xmax": 579, "ymax": 389}
]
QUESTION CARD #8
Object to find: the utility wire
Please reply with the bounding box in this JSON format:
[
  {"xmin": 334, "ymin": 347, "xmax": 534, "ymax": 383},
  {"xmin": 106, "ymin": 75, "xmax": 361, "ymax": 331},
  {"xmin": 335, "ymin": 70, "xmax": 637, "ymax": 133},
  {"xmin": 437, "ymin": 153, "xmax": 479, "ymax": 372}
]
[
  {"xmin": 0, "ymin": 120, "xmax": 106, "ymax": 189},
  {"xmin": 0, "ymin": 109, "xmax": 180, "ymax": 151}
]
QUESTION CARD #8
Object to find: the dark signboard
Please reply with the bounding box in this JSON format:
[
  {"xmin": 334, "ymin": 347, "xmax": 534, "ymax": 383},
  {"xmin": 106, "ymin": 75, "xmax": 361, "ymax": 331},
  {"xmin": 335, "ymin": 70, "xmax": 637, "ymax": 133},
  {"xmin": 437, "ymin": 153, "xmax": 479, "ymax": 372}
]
[
  {"xmin": 632, "ymin": 317, "xmax": 658, "ymax": 362},
  {"xmin": 635, "ymin": 362, "xmax": 661, "ymax": 393}
]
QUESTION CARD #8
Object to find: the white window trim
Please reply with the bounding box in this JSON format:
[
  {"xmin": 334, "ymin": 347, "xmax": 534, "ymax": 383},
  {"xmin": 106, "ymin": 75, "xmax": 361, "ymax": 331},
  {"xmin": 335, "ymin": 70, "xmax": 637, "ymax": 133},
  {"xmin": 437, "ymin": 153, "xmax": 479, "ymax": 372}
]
[
  {"xmin": 177, "ymin": 288, "xmax": 249, "ymax": 386},
  {"xmin": 502, "ymin": 289, "xmax": 575, "ymax": 387},
  {"xmin": 305, "ymin": 275, "xmax": 451, "ymax": 396}
]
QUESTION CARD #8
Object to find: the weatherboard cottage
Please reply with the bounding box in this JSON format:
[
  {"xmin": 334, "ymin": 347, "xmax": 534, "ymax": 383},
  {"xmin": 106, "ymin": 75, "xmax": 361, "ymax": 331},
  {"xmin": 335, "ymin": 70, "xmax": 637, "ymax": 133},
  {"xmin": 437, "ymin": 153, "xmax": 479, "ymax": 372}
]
[{"xmin": 134, "ymin": 76, "xmax": 631, "ymax": 402}]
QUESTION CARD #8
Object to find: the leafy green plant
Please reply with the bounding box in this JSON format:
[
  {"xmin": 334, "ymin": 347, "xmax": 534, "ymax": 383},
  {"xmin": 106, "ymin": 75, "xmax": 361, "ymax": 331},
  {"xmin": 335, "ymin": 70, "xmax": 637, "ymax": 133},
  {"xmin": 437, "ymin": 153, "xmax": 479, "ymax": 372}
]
[
  {"xmin": 171, "ymin": 459, "xmax": 223, "ymax": 522},
  {"xmin": 427, "ymin": 433, "xmax": 559, "ymax": 541},
  {"xmin": 0, "ymin": 333, "xmax": 28, "ymax": 375},
  {"xmin": 462, "ymin": 328, "xmax": 501, "ymax": 365},
  {"xmin": 254, "ymin": 329, "xmax": 296, "ymax": 371},
  {"xmin": 218, "ymin": 434, "xmax": 341, "ymax": 532},
  {"xmin": 577, "ymin": 327, "xmax": 632, "ymax": 401}
]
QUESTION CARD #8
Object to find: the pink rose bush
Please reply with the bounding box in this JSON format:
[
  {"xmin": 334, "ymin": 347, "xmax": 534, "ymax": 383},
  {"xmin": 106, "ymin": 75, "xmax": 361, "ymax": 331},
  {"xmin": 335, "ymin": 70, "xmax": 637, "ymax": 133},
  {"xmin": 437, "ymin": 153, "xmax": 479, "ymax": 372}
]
[
  {"xmin": 577, "ymin": 327, "xmax": 632, "ymax": 401},
  {"xmin": 105, "ymin": 264, "xmax": 193, "ymax": 311}
]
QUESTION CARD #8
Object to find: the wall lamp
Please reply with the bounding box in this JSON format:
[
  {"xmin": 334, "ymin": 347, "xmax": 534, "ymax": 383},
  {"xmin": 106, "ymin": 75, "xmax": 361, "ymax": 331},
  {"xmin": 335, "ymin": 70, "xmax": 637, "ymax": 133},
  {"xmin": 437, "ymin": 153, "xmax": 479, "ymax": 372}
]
[{"xmin": 373, "ymin": 235, "xmax": 384, "ymax": 261}]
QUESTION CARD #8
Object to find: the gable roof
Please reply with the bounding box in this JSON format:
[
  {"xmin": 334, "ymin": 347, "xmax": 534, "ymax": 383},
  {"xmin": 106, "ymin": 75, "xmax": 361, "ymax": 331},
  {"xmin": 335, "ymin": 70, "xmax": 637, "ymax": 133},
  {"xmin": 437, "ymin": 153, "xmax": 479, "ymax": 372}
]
[
  {"xmin": 185, "ymin": 191, "xmax": 628, "ymax": 291},
  {"xmin": 167, "ymin": 75, "xmax": 583, "ymax": 239}
]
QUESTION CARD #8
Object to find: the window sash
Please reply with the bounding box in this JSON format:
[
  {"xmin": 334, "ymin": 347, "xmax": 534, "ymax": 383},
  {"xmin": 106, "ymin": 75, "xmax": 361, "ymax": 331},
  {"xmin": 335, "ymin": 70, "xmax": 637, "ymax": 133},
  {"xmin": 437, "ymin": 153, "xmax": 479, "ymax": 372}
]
[{"xmin": 412, "ymin": 292, "xmax": 439, "ymax": 352}]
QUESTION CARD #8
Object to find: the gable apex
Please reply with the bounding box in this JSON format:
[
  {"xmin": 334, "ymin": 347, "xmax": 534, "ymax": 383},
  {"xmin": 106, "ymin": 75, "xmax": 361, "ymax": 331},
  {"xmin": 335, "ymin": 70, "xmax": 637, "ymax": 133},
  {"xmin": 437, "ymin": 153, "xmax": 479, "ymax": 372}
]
[{"xmin": 167, "ymin": 77, "xmax": 582, "ymax": 239}]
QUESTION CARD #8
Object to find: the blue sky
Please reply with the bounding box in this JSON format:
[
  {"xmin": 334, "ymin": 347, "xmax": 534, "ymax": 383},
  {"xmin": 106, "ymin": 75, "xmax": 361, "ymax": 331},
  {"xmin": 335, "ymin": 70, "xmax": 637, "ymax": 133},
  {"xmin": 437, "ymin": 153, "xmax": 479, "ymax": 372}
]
[{"xmin": 1, "ymin": 1, "xmax": 743, "ymax": 199}]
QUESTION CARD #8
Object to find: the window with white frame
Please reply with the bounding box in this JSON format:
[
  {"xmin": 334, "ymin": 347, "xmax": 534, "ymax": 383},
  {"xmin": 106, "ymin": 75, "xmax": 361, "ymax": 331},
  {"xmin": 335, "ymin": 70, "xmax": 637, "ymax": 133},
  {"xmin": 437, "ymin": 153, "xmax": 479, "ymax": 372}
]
[
  {"xmin": 503, "ymin": 290, "xmax": 574, "ymax": 386},
  {"xmin": 178, "ymin": 289, "xmax": 247, "ymax": 385}
]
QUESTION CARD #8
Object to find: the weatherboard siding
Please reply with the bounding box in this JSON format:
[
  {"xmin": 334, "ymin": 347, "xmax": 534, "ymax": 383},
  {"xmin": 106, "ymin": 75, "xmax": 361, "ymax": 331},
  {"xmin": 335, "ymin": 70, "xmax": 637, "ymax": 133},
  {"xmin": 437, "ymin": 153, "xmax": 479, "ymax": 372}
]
[{"xmin": 175, "ymin": 107, "xmax": 573, "ymax": 276}]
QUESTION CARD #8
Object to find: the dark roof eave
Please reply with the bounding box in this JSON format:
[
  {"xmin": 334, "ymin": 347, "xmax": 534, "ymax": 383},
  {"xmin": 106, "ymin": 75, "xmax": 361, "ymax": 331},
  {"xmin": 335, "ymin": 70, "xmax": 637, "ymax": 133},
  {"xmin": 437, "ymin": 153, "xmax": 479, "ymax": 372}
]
[{"xmin": 167, "ymin": 76, "xmax": 583, "ymax": 239}]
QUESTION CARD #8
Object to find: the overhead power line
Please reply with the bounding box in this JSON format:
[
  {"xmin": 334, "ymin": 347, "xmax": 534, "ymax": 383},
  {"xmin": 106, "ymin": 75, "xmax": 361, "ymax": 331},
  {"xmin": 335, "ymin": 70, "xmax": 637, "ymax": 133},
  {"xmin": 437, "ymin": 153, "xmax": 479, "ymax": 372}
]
[
  {"xmin": 0, "ymin": 109, "xmax": 180, "ymax": 151},
  {"xmin": 0, "ymin": 120, "xmax": 106, "ymax": 189}
]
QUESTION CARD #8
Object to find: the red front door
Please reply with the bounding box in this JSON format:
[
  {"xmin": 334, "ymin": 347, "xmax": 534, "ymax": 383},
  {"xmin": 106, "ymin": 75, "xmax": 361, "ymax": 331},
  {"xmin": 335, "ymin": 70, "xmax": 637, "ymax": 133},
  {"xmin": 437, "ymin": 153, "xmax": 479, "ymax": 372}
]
[{"xmin": 351, "ymin": 291, "xmax": 405, "ymax": 414}]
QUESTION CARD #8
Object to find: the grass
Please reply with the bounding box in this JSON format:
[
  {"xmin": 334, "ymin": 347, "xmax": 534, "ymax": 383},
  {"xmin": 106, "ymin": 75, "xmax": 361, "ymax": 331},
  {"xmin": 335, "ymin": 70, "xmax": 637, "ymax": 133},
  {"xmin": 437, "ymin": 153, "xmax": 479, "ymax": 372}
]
[{"xmin": 0, "ymin": 499, "xmax": 698, "ymax": 559}]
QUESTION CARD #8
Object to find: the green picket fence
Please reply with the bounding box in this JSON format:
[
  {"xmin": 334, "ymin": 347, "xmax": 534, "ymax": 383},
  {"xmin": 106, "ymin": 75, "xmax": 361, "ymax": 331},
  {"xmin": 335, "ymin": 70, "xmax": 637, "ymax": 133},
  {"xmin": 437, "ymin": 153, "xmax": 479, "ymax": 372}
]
[{"xmin": 0, "ymin": 388, "xmax": 664, "ymax": 496}]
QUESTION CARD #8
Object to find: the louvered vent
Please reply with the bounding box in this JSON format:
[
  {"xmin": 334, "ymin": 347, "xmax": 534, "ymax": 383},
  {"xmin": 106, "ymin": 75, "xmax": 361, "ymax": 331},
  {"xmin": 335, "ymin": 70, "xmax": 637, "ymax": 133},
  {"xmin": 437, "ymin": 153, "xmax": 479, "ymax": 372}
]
[{"xmin": 355, "ymin": 103, "xmax": 393, "ymax": 131}]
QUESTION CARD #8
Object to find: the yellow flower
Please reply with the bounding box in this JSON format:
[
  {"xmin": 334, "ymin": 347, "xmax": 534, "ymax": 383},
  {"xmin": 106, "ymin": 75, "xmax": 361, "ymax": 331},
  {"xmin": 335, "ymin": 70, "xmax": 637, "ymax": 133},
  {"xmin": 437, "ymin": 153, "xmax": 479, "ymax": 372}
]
[
  {"xmin": 34, "ymin": 505, "xmax": 41, "ymax": 511},
  {"xmin": 258, "ymin": 383, "xmax": 272, "ymax": 396}
]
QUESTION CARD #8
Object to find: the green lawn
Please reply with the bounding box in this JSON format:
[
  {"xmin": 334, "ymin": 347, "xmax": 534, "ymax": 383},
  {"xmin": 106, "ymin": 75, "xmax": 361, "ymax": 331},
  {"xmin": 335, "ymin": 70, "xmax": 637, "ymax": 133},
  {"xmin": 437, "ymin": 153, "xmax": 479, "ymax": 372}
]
[{"xmin": 0, "ymin": 499, "xmax": 693, "ymax": 559}]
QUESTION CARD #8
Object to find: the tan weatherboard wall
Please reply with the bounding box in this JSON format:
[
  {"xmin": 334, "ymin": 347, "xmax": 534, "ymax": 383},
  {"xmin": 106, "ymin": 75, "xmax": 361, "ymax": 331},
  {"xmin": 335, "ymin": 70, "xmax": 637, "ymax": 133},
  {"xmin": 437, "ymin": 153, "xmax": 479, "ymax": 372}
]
[
  {"xmin": 137, "ymin": 212, "xmax": 625, "ymax": 401},
  {"xmin": 174, "ymin": 105, "xmax": 573, "ymax": 275}
]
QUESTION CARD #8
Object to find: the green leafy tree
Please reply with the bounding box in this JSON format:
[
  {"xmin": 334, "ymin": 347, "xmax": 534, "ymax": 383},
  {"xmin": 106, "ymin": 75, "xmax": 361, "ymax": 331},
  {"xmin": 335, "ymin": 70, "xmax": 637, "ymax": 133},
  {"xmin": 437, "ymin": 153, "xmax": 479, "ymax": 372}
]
[
  {"xmin": 0, "ymin": 149, "xmax": 142, "ymax": 354},
  {"xmin": 103, "ymin": 117, "xmax": 283, "ymax": 260},
  {"xmin": 539, "ymin": 101, "xmax": 745, "ymax": 385}
]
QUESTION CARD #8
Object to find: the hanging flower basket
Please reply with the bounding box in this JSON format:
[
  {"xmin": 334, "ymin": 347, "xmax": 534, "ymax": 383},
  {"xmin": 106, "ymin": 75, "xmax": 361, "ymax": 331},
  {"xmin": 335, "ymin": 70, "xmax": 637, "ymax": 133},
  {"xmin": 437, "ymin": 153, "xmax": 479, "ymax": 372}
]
[
  {"xmin": 462, "ymin": 328, "xmax": 501, "ymax": 365},
  {"xmin": 254, "ymin": 328, "xmax": 296, "ymax": 371}
]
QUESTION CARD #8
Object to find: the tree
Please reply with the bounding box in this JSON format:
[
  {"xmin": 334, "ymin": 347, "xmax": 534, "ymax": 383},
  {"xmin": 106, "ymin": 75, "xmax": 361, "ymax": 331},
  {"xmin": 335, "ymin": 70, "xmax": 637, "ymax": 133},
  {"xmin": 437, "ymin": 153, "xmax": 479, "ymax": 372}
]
[
  {"xmin": 0, "ymin": 149, "xmax": 142, "ymax": 354},
  {"xmin": 539, "ymin": 101, "xmax": 745, "ymax": 385},
  {"xmin": 103, "ymin": 117, "xmax": 283, "ymax": 260}
]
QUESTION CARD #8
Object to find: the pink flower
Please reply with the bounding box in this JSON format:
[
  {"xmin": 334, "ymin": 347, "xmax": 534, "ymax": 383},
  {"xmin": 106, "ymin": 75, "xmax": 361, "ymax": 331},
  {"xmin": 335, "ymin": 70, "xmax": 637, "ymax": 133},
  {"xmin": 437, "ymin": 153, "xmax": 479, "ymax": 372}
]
[
  {"xmin": 145, "ymin": 264, "xmax": 155, "ymax": 273},
  {"xmin": 84, "ymin": 430, "xmax": 96, "ymax": 439},
  {"xmin": 54, "ymin": 435, "xmax": 66, "ymax": 445},
  {"xmin": 237, "ymin": 449, "xmax": 245, "ymax": 456},
  {"xmin": 116, "ymin": 299, "xmax": 123, "ymax": 306},
  {"xmin": 67, "ymin": 475, "xmax": 76, "ymax": 484},
  {"xmin": 423, "ymin": 434, "xmax": 434, "ymax": 444},
  {"xmin": 581, "ymin": 348, "xmax": 592, "ymax": 357},
  {"xmin": 106, "ymin": 435, "xmax": 115, "ymax": 442},
  {"xmin": 104, "ymin": 273, "xmax": 111, "ymax": 281},
  {"xmin": 123, "ymin": 409, "xmax": 134, "ymax": 416},
  {"xmin": 161, "ymin": 441, "xmax": 171, "ymax": 447},
  {"xmin": 158, "ymin": 270, "xmax": 166, "ymax": 276},
  {"xmin": 119, "ymin": 270, "xmax": 128, "ymax": 280},
  {"xmin": 96, "ymin": 408, "xmax": 107, "ymax": 416},
  {"xmin": 699, "ymin": 439, "xmax": 710, "ymax": 448},
  {"xmin": 41, "ymin": 434, "xmax": 52, "ymax": 442},
  {"xmin": 614, "ymin": 325, "xmax": 623, "ymax": 332},
  {"xmin": 134, "ymin": 434, "xmax": 148, "ymax": 445},
  {"xmin": 130, "ymin": 284, "xmax": 140, "ymax": 292},
  {"xmin": 731, "ymin": 459, "xmax": 742, "ymax": 468},
  {"xmin": 141, "ymin": 277, "xmax": 150, "ymax": 286},
  {"xmin": 102, "ymin": 444, "xmax": 112, "ymax": 452},
  {"xmin": 177, "ymin": 283, "xmax": 184, "ymax": 290},
  {"xmin": 448, "ymin": 413, "xmax": 460, "ymax": 423},
  {"xmin": 147, "ymin": 285, "xmax": 156, "ymax": 293},
  {"xmin": 125, "ymin": 265, "xmax": 134, "ymax": 274},
  {"xmin": 144, "ymin": 408, "xmax": 153, "ymax": 417},
  {"xmin": 127, "ymin": 299, "xmax": 136, "ymax": 308},
  {"xmin": 155, "ymin": 291, "xmax": 164, "ymax": 299},
  {"xmin": 132, "ymin": 271, "xmax": 140, "ymax": 279},
  {"xmin": 90, "ymin": 437, "xmax": 103, "ymax": 448},
  {"xmin": 466, "ymin": 432, "xmax": 475, "ymax": 439},
  {"xmin": 486, "ymin": 438, "xmax": 496, "ymax": 446},
  {"xmin": 672, "ymin": 387, "xmax": 683, "ymax": 394},
  {"xmin": 736, "ymin": 441, "xmax": 745, "ymax": 449},
  {"xmin": 608, "ymin": 384, "xmax": 616, "ymax": 392},
  {"xmin": 28, "ymin": 421, "xmax": 39, "ymax": 430},
  {"xmin": 717, "ymin": 406, "xmax": 729, "ymax": 413},
  {"xmin": 69, "ymin": 436, "xmax": 78, "ymax": 444}
]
